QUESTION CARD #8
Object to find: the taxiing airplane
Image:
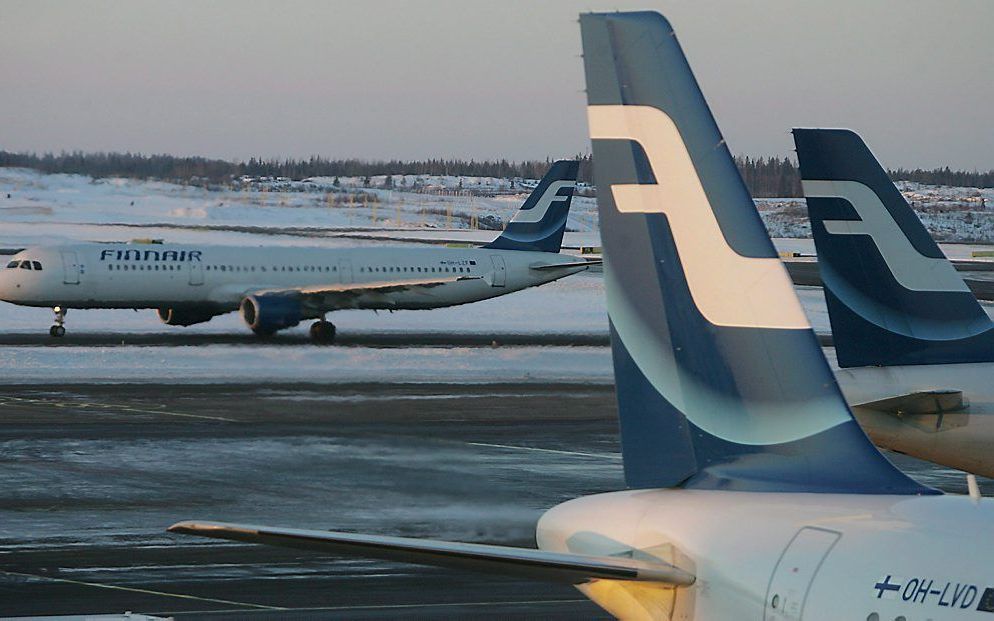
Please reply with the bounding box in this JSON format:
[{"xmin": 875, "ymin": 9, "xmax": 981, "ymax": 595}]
[
  {"xmin": 0, "ymin": 161, "xmax": 593, "ymax": 341},
  {"xmin": 170, "ymin": 12, "xmax": 994, "ymax": 620},
  {"xmin": 796, "ymin": 127, "xmax": 994, "ymax": 477}
]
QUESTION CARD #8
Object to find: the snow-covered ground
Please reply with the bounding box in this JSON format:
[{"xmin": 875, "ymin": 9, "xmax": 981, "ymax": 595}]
[
  {"xmin": 0, "ymin": 168, "xmax": 599, "ymax": 251},
  {"xmin": 3, "ymin": 168, "xmax": 992, "ymax": 250},
  {"xmin": 2, "ymin": 167, "xmax": 994, "ymax": 385},
  {"xmin": 757, "ymin": 181, "xmax": 994, "ymax": 242}
]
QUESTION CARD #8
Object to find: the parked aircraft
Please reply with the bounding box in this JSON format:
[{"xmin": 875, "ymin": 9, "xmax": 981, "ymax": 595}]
[
  {"xmin": 169, "ymin": 12, "xmax": 994, "ymax": 620},
  {"xmin": 795, "ymin": 127, "xmax": 994, "ymax": 477},
  {"xmin": 0, "ymin": 161, "xmax": 593, "ymax": 342}
]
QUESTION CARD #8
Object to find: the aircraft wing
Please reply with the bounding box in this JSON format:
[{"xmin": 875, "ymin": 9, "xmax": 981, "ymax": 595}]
[
  {"xmin": 168, "ymin": 521, "xmax": 695, "ymax": 586},
  {"xmin": 255, "ymin": 275, "xmax": 483, "ymax": 311}
]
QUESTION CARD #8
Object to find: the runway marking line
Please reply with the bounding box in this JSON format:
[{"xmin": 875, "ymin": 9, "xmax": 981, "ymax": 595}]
[
  {"xmin": 0, "ymin": 569, "xmax": 285, "ymax": 610},
  {"xmin": 467, "ymin": 441, "xmax": 622, "ymax": 460},
  {"xmin": 0, "ymin": 395, "xmax": 235, "ymax": 422}
]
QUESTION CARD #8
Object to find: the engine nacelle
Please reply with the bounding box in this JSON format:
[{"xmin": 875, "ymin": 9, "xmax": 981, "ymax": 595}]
[
  {"xmin": 240, "ymin": 293, "xmax": 302, "ymax": 335},
  {"xmin": 157, "ymin": 307, "xmax": 220, "ymax": 327}
]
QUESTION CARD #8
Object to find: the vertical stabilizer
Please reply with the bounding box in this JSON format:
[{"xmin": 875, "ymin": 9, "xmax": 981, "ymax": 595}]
[
  {"xmin": 794, "ymin": 128, "xmax": 994, "ymax": 368},
  {"xmin": 581, "ymin": 12, "xmax": 932, "ymax": 494},
  {"xmin": 483, "ymin": 160, "xmax": 579, "ymax": 253}
]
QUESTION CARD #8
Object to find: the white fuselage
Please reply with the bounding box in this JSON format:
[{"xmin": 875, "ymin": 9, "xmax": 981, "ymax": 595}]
[
  {"xmin": 0, "ymin": 242, "xmax": 587, "ymax": 317},
  {"xmin": 537, "ymin": 489, "xmax": 994, "ymax": 620},
  {"xmin": 836, "ymin": 362, "xmax": 994, "ymax": 477}
]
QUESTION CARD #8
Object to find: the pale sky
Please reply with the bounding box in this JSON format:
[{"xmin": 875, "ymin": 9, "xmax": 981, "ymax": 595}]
[{"xmin": 1, "ymin": 0, "xmax": 992, "ymax": 169}]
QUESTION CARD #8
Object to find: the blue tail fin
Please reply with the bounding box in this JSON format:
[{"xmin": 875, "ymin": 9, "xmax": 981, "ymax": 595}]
[
  {"xmin": 794, "ymin": 128, "xmax": 994, "ymax": 368},
  {"xmin": 483, "ymin": 160, "xmax": 578, "ymax": 253},
  {"xmin": 580, "ymin": 12, "xmax": 932, "ymax": 495}
]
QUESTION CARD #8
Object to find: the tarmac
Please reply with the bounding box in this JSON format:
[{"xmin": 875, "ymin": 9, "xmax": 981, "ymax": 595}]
[
  {"xmin": 0, "ymin": 381, "xmax": 984, "ymax": 618},
  {"xmin": 0, "ymin": 382, "xmax": 622, "ymax": 619}
]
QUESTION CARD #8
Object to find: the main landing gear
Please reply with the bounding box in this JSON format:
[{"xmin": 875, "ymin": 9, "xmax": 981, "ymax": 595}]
[
  {"xmin": 309, "ymin": 320, "xmax": 336, "ymax": 344},
  {"xmin": 49, "ymin": 306, "xmax": 67, "ymax": 338}
]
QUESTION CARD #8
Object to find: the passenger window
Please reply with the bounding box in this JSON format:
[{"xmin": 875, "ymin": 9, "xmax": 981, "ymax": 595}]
[{"xmin": 32, "ymin": 261, "xmax": 42, "ymax": 270}]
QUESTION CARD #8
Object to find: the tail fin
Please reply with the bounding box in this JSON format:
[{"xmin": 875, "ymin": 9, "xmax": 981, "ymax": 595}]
[
  {"xmin": 794, "ymin": 128, "xmax": 994, "ymax": 368},
  {"xmin": 483, "ymin": 160, "xmax": 578, "ymax": 253},
  {"xmin": 580, "ymin": 12, "xmax": 931, "ymax": 494}
]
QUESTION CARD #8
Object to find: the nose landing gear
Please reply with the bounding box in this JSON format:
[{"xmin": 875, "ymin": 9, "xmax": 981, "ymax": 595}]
[
  {"xmin": 49, "ymin": 306, "xmax": 67, "ymax": 338},
  {"xmin": 309, "ymin": 320, "xmax": 336, "ymax": 344}
]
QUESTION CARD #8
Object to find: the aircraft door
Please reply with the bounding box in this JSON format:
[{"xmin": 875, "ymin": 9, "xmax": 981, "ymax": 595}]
[
  {"xmin": 339, "ymin": 258, "xmax": 353, "ymax": 284},
  {"xmin": 489, "ymin": 255, "xmax": 506, "ymax": 287},
  {"xmin": 189, "ymin": 261, "xmax": 204, "ymax": 286},
  {"xmin": 60, "ymin": 251, "xmax": 80, "ymax": 285},
  {"xmin": 765, "ymin": 527, "xmax": 840, "ymax": 621}
]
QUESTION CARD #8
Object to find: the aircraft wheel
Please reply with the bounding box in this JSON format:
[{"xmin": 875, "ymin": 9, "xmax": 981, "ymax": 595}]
[
  {"xmin": 49, "ymin": 325, "xmax": 66, "ymax": 338},
  {"xmin": 310, "ymin": 320, "xmax": 336, "ymax": 344}
]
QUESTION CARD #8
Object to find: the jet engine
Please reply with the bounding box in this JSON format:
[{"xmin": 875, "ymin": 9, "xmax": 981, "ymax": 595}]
[
  {"xmin": 240, "ymin": 293, "xmax": 302, "ymax": 335},
  {"xmin": 157, "ymin": 307, "xmax": 221, "ymax": 327}
]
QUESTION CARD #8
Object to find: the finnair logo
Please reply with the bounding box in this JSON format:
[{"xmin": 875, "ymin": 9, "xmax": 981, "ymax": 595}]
[
  {"xmin": 802, "ymin": 179, "xmax": 968, "ymax": 293},
  {"xmin": 511, "ymin": 180, "xmax": 575, "ymax": 224},
  {"xmin": 588, "ymin": 104, "xmax": 809, "ymax": 330}
]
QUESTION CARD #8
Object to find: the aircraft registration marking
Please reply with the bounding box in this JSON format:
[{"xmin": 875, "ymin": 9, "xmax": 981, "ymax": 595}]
[{"xmin": 873, "ymin": 574, "xmax": 993, "ymax": 612}]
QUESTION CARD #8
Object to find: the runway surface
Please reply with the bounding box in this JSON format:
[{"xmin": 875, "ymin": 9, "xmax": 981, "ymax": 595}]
[
  {"xmin": 0, "ymin": 331, "xmax": 609, "ymax": 348},
  {"xmin": 0, "ymin": 382, "xmax": 623, "ymax": 618},
  {"xmin": 1, "ymin": 381, "xmax": 987, "ymax": 619}
]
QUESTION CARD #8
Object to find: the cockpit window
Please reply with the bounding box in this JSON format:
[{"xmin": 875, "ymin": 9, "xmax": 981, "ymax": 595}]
[
  {"xmin": 18, "ymin": 260, "xmax": 31, "ymax": 269},
  {"xmin": 31, "ymin": 261, "xmax": 42, "ymax": 271},
  {"xmin": 5, "ymin": 261, "xmax": 16, "ymax": 269}
]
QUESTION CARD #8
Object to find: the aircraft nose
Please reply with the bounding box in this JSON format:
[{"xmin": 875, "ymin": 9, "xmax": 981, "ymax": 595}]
[
  {"xmin": 0, "ymin": 267, "xmax": 11, "ymax": 298},
  {"xmin": 0, "ymin": 263, "xmax": 22, "ymax": 300}
]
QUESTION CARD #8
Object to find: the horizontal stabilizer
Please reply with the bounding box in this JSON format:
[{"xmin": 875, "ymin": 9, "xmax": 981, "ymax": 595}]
[
  {"xmin": 168, "ymin": 521, "xmax": 695, "ymax": 586},
  {"xmin": 529, "ymin": 259, "xmax": 601, "ymax": 270},
  {"xmin": 854, "ymin": 389, "xmax": 965, "ymax": 417}
]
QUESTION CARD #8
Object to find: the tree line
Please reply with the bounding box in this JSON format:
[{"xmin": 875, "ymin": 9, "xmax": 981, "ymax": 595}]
[{"xmin": 1, "ymin": 149, "xmax": 991, "ymax": 197}]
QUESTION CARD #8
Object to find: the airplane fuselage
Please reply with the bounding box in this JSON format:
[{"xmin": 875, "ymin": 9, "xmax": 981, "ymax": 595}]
[
  {"xmin": 538, "ymin": 489, "xmax": 994, "ymax": 620},
  {"xmin": 0, "ymin": 242, "xmax": 587, "ymax": 316}
]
